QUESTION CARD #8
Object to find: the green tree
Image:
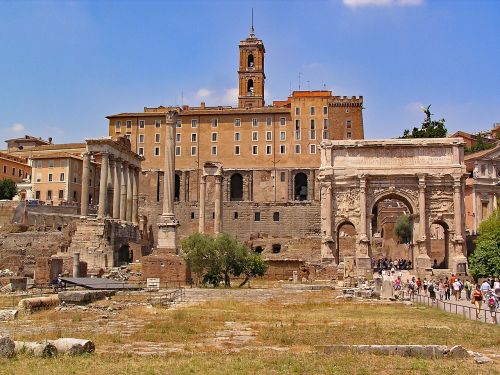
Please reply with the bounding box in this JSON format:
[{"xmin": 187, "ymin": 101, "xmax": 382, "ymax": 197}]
[
  {"xmin": 181, "ymin": 233, "xmax": 267, "ymax": 287},
  {"xmin": 469, "ymin": 208, "xmax": 500, "ymax": 279},
  {"xmin": 464, "ymin": 134, "xmax": 495, "ymax": 155},
  {"xmin": 394, "ymin": 215, "xmax": 412, "ymax": 243},
  {"xmin": 0, "ymin": 179, "xmax": 17, "ymax": 200},
  {"xmin": 402, "ymin": 104, "xmax": 447, "ymax": 138}
]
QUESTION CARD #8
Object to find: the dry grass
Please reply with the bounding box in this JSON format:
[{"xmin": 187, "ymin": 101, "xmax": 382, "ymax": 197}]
[{"xmin": 1, "ymin": 288, "xmax": 499, "ymax": 374}]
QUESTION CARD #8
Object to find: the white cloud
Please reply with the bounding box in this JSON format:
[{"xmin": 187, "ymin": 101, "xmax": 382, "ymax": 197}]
[
  {"xmin": 343, "ymin": 0, "xmax": 423, "ymax": 7},
  {"xmin": 9, "ymin": 123, "xmax": 25, "ymax": 132},
  {"xmin": 196, "ymin": 88, "xmax": 213, "ymax": 99},
  {"xmin": 406, "ymin": 101, "xmax": 424, "ymax": 112},
  {"xmin": 221, "ymin": 88, "xmax": 239, "ymax": 106}
]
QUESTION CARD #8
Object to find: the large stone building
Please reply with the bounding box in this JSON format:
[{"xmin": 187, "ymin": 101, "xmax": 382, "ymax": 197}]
[{"xmin": 106, "ymin": 28, "xmax": 364, "ymax": 268}]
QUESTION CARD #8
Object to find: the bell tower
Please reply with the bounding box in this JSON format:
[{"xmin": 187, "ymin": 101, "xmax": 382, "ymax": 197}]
[{"xmin": 238, "ymin": 21, "xmax": 265, "ymax": 108}]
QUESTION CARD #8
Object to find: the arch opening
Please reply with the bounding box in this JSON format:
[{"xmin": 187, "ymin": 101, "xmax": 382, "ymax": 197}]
[
  {"xmin": 117, "ymin": 244, "xmax": 131, "ymax": 266},
  {"xmin": 230, "ymin": 173, "xmax": 244, "ymax": 201},
  {"xmin": 429, "ymin": 221, "xmax": 450, "ymax": 269},
  {"xmin": 247, "ymin": 54, "xmax": 254, "ymax": 68},
  {"xmin": 294, "ymin": 173, "xmax": 308, "ymax": 201},
  {"xmin": 336, "ymin": 221, "xmax": 356, "ymax": 264},
  {"xmin": 247, "ymin": 79, "xmax": 254, "ymax": 95}
]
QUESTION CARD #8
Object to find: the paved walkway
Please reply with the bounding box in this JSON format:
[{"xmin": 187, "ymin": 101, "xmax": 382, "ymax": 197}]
[{"xmin": 414, "ymin": 293, "xmax": 498, "ymax": 325}]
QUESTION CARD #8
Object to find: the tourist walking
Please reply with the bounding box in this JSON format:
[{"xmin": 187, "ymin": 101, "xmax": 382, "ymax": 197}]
[
  {"xmin": 472, "ymin": 284, "xmax": 483, "ymax": 319},
  {"xmin": 416, "ymin": 278, "xmax": 422, "ymax": 295},
  {"xmin": 438, "ymin": 279, "xmax": 445, "ymax": 300},
  {"xmin": 486, "ymin": 291, "xmax": 498, "ymax": 324},
  {"xmin": 481, "ymin": 279, "xmax": 492, "ymax": 298},
  {"xmin": 423, "ymin": 278, "xmax": 428, "ymax": 295},
  {"xmin": 464, "ymin": 279, "xmax": 472, "ymax": 301},
  {"xmin": 444, "ymin": 278, "xmax": 451, "ymax": 300},
  {"xmin": 452, "ymin": 278, "xmax": 461, "ymax": 301},
  {"xmin": 428, "ymin": 280, "xmax": 436, "ymax": 301}
]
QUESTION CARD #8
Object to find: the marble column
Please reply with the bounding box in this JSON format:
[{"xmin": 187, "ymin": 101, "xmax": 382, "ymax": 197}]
[
  {"xmin": 120, "ymin": 161, "xmax": 128, "ymax": 221},
  {"xmin": 112, "ymin": 159, "xmax": 121, "ymax": 219},
  {"xmin": 107, "ymin": 157, "xmax": 114, "ymax": 218},
  {"xmin": 126, "ymin": 165, "xmax": 133, "ymax": 222},
  {"xmin": 132, "ymin": 167, "xmax": 139, "ymax": 224},
  {"xmin": 320, "ymin": 178, "xmax": 335, "ymax": 264},
  {"xmin": 97, "ymin": 152, "xmax": 109, "ymax": 219},
  {"xmin": 199, "ymin": 175, "xmax": 207, "ymax": 233},
  {"xmin": 357, "ymin": 175, "xmax": 370, "ymax": 270},
  {"xmin": 359, "ymin": 177, "xmax": 367, "ymax": 239},
  {"xmin": 214, "ymin": 174, "xmax": 223, "ymax": 234},
  {"xmin": 80, "ymin": 152, "xmax": 91, "ymax": 217},
  {"xmin": 416, "ymin": 174, "xmax": 431, "ymax": 268},
  {"xmin": 453, "ymin": 177, "xmax": 464, "ymax": 241}
]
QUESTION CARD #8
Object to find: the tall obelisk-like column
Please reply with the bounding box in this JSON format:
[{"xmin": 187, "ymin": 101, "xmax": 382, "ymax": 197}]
[
  {"xmin": 97, "ymin": 152, "xmax": 109, "ymax": 219},
  {"xmin": 214, "ymin": 174, "xmax": 223, "ymax": 234},
  {"xmin": 80, "ymin": 152, "xmax": 91, "ymax": 217},
  {"xmin": 157, "ymin": 110, "xmax": 179, "ymax": 251}
]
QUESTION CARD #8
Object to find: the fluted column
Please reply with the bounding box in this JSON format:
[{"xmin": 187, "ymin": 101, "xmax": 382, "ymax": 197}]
[
  {"xmin": 359, "ymin": 176, "xmax": 367, "ymax": 239},
  {"xmin": 126, "ymin": 165, "xmax": 133, "ymax": 222},
  {"xmin": 107, "ymin": 157, "xmax": 114, "ymax": 217},
  {"xmin": 320, "ymin": 177, "xmax": 335, "ymax": 263},
  {"xmin": 214, "ymin": 175, "xmax": 223, "ymax": 234},
  {"xmin": 418, "ymin": 175, "xmax": 427, "ymax": 241},
  {"xmin": 453, "ymin": 176, "xmax": 464, "ymax": 241},
  {"xmin": 112, "ymin": 159, "xmax": 121, "ymax": 219},
  {"xmin": 199, "ymin": 175, "xmax": 207, "ymax": 233},
  {"xmin": 97, "ymin": 152, "xmax": 109, "ymax": 219},
  {"xmin": 132, "ymin": 167, "xmax": 139, "ymax": 224},
  {"xmin": 80, "ymin": 152, "xmax": 91, "ymax": 217},
  {"xmin": 120, "ymin": 161, "xmax": 128, "ymax": 221}
]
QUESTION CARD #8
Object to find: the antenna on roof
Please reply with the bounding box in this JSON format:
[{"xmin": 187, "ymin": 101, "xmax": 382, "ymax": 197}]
[
  {"xmin": 298, "ymin": 72, "xmax": 302, "ymax": 91},
  {"xmin": 250, "ymin": 8, "xmax": 255, "ymax": 37}
]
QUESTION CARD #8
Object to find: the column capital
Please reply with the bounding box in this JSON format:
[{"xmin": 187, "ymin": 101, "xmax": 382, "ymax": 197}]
[{"xmin": 165, "ymin": 110, "xmax": 178, "ymax": 125}]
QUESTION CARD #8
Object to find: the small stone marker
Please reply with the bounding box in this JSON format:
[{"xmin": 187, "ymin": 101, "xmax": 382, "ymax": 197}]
[{"xmin": 146, "ymin": 278, "xmax": 161, "ymax": 289}]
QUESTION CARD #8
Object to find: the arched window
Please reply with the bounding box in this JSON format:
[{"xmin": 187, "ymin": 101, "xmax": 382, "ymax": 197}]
[
  {"xmin": 247, "ymin": 79, "xmax": 254, "ymax": 95},
  {"xmin": 294, "ymin": 173, "xmax": 308, "ymax": 201},
  {"xmin": 230, "ymin": 173, "xmax": 244, "ymax": 201},
  {"xmin": 247, "ymin": 54, "xmax": 254, "ymax": 68},
  {"xmin": 174, "ymin": 174, "xmax": 180, "ymax": 201}
]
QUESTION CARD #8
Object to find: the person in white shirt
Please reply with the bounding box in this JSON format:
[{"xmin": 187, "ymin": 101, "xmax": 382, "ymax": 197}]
[
  {"xmin": 481, "ymin": 280, "xmax": 492, "ymax": 297},
  {"xmin": 452, "ymin": 279, "xmax": 461, "ymax": 301}
]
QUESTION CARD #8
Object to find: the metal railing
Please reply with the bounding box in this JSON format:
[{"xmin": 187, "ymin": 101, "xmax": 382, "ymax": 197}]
[{"xmin": 411, "ymin": 293, "xmax": 498, "ymax": 325}]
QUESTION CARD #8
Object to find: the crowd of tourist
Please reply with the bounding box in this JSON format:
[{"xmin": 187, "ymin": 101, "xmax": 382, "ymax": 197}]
[
  {"xmin": 373, "ymin": 258, "xmax": 413, "ymax": 273},
  {"xmin": 391, "ymin": 275, "xmax": 500, "ymax": 324}
]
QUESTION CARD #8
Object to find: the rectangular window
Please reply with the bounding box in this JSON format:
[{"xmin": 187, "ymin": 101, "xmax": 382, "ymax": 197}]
[
  {"xmin": 176, "ymin": 133, "xmax": 181, "ymax": 142},
  {"xmin": 234, "ymin": 132, "xmax": 241, "ymax": 141},
  {"xmin": 323, "ymin": 106, "xmax": 328, "ymax": 115},
  {"xmin": 191, "ymin": 119, "xmax": 198, "ymax": 128},
  {"xmin": 254, "ymin": 212, "xmax": 261, "ymax": 221},
  {"xmin": 295, "ymin": 119, "xmax": 300, "ymax": 130},
  {"xmin": 211, "ymin": 118, "xmax": 218, "ymax": 127},
  {"xmin": 323, "ymin": 131, "xmax": 329, "ymax": 139},
  {"xmin": 266, "ymin": 131, "xmax": 272, "ymax": 141},
  {"xmin": 234, "ymin": 118, "xmax": 241, "ymax": 127},
  {"xmin": 48, "ymin": 160, "xmax": 54, "ymax": 168},
  {"xmin": 295, "ymin": 107, "xmax": 300, "ymax": 115},
  {"xmin": 310, "ymin": 144, "xmax": 316, "ymax": 154},
  {"xmin": 211, "ymin": 132, "xmax": 218, "ymax": 142},
  {"xmin": 48, "ymin": 173, "xmax": 53, "ymax": 182},
  {"xmin": 310, "ymin": 107, "xmax": 315, "ymax": 115},
  {"xmin": 154, "ymin": 147, "xmax": 160, "ymax": 156},
  {"xmin": 266, "ymin": 117, "xmax": 272, "ymax": 126},
  {"xmin": 176, "ymin": 120, "xmax": 182, "ymax": 128},
  {"xmin": 252, "ymin": 131, "xmax": 258, "ymax": 141},
  {"xmin": 280, "ymin": 131, "xmax": 286, "ymax": 141},
  {"xmin": 295, "ymin": 131, "xmax": 301, "ymax": 140},
  {"xmin": 280, "ymin": 171, "xmax": 286, "ymax": 182},
  {"xmin": 36, "ymin": 161, "xmax": 42, "ymax": 169},
  {"xmin": 310, "ymin": 119, "xmax": 315, "ymax": 130},
  {"xmin": 346, "ymin": 120, "xmax": 352, "ymax": 128},
  {"xmin": 211, "ymin": 146, "xmax": 217, "ymax": 156},
  {"xmin": 139, "ymin": 134, "xmax": 145, "ymax": 143},
  {"xmin": 252, "ymin": 118, "xmax": 258, "ymax": 127},
  {"xmin": 252, "ymin": 145, "xmax": 258, "ymax": 155},
  {"xmin": 191, "ymin": 133, "xmax": 197, "ymax": 142},
  {"xmin": 58, "ymin": 190, "xmax": 64, "ymax": 199},
  {"xmin": 347, "ymin": 132, "xmax": 352, "ymax": 139},
  {"xmin": 47, "ymin": 190, "xmax": 52, "ymax": 200},
  {"xmin": 126, "ymin": 120, "xmax": 132, "ymax": 128},
  {"xmin": 35, "ymin": 191, "xmax": 41, "ymax": 199},
  {"xmin": 310, "ymin": 130, "xmax": 316, "ymax": 140},
  {"xmin": 280, "ymin": 117, "xmax": 286, "ymax": 126},
  {"xmin": 139, "ymin": 120, "xmax": 145, "ymax": 129},
  {"xmin": 266, "ymin": 145, "xmax": 272, "ymax": 155},
  {"xmin": 11, "ymin": 168, "xmax": 15, "ymax": 176},
  {"xmin": 138, "ymin": 147, "xmax": 144, "ymax": 156},
  {"xmin": 60, "ymin": 173, "xmax": 65, "ymax": 181},
  {"xmin": 155, "ymin": 133, "xmax": 160, "ymax": 143},
  {"xmin": 115, "ymin": 120, "xmax": 121, "ymax": 131},
  {"xmin": 175, "ymin": 146, "xmax": 181, "ymax": 156},
  {"xmin": 280, "ymin": 144, "xmax": 286, "ymax": 154},
  {"xmin": 323, "ymin": 119, "xmax": 329, "ymax": 129},
  {"xmin": 155, "ymin": 120, "xmax": 161, "ymax": 128},
  {"xmin": 295, "ymin": 144, "xmax": 301, "ymax": 154},
  {"xmin": 234, "ymin": 145, "xmax": 240, "ymax": 155},
  {"xmin": 191, "ymin": 146, "xmax": 197, "ymax": 156}
]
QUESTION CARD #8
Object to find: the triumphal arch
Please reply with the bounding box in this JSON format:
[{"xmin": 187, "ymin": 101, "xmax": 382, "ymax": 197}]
[{"xmin": 318, "ymin": 138, "xmax": 468, "ymax": 274}]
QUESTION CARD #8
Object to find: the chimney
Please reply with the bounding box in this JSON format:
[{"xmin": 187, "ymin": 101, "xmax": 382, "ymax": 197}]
[{"xmin": 200, "ymin": 102, "xmax": 205, "ymax": 108}]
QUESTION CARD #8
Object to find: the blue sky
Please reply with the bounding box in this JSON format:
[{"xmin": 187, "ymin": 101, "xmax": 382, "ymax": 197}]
[{"xmin": 0, "ymin": 0, "xmax": 499, "ymax": 143}]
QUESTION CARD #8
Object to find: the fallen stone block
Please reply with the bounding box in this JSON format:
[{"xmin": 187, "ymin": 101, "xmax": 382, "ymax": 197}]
[
  {"xmin": 48, "ymin": 338, "xmax": 95, "ymax": 355},
  {"xmin": 58, "ymin": 290, "xmax": 116, "ymax": 304},
  {"xmin": 475, "ymin": 356, "xmax": 492, "ymax": 364},
  {"xmin": 448, "ymin": 345, "xmax": 469, "ymax": 359},
  {"xmin": 18, "ymin": 295, "xmax": 60, "ymax": 314},
  {"xmin": 0, "ymin": 309, "xmax": 18, "ymax": 321},
  {"xmin": 0, "ymin": 336, "xmax": 15, "ymax": 358},
  {"xmin": 14, "ymin": 341, "xmax": 58, "ymax": 357},
  {"xmin": 316, "ymin": 344, "xmax": 448, "ymax": 359}
]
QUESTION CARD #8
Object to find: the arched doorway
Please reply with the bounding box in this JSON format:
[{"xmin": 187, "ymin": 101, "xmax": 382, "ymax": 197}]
[
  {"xmin": 429, "ymin": 221, "xmax": 449, "ymax": 269},
  {"xmin": 294, "ymin": 173, "xmax": 308, "ymax": 201},
  {"xmin": 174, "ymin": 174, "xmax": 180, "ymax": 201},
  {"xmin": 117, "ymin": 244, "xmax": 131, "ymax": 266},
  {"xmin": 336, "ymin": 221, "xmax": 356, "ymax": 264},
  {"xmin": 230, "ymin": 173, "xmax": 243, "ymax": 201},
  {"xmin": 370, "ymin": 194, "xmax": 414, "ymax": 267}
]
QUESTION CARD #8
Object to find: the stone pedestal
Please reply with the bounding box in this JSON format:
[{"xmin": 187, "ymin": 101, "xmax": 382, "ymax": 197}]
[{"xmin": 157, "ymin": 218, "xmax": 180, "ymax": 253}]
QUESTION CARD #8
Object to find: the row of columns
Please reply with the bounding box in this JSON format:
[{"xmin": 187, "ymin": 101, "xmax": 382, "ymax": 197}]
[
  {"xmin": 198, "ymin": 174, "xmax": 223, "ymax": 234},
  {"xmin": 80, "ymin": 151, "xmax": 139, "ymax": 224}
]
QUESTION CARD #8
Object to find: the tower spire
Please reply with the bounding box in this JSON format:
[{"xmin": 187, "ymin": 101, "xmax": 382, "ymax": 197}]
[{"xmin": 250, "ymin": 8, "xmax": 255, "ymax": 37}]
